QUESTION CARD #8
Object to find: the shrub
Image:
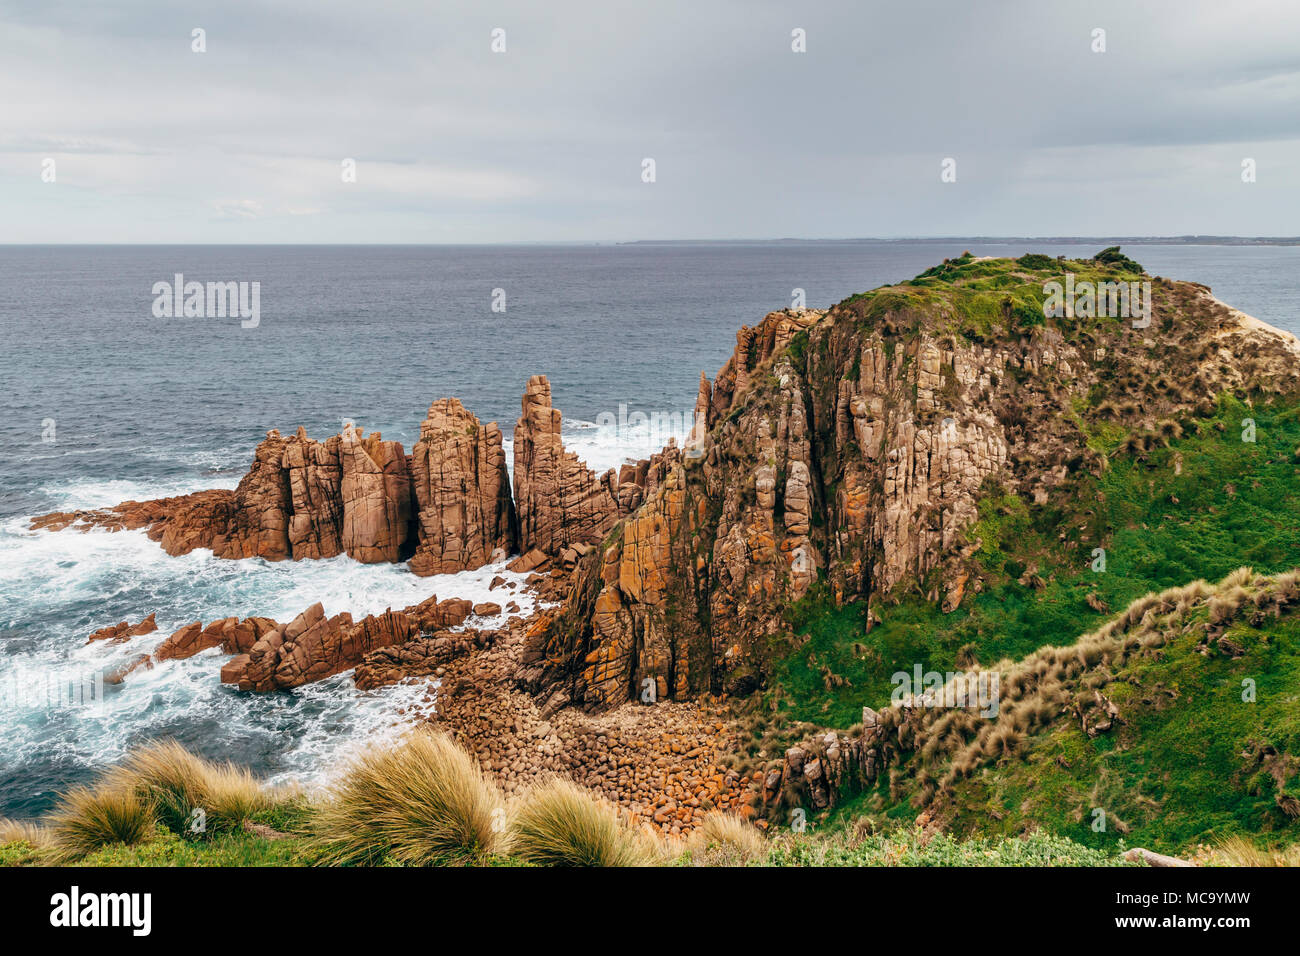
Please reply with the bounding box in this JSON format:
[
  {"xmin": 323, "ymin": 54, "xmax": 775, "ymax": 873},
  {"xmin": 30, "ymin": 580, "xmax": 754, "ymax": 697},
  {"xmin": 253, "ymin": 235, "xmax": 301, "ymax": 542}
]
[
  {"xmin": 1208, "ymin": 836, "xmax": 1300, "ymax": 867},
  {"xmin": 1093, "ymin": 246, "xmax": 1144, "ymax": 272},
  {"xmin": 107, "ymin": 739, "xmax": 268, "ymax": 836},
  {"xmin": 1015, "ymin": 253, "xmax": 1057, "ymax": 271},
  {"xmin": 0, "ymin": 817, "xmax": 49, "ymax": 848}
]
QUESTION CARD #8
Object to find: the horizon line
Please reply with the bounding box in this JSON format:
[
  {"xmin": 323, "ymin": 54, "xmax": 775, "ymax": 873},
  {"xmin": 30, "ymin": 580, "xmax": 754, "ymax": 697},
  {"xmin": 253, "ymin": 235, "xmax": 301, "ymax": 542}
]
[{"xmin": 2, "ymin": 235, "xmax": 1299, "ymax": 247}]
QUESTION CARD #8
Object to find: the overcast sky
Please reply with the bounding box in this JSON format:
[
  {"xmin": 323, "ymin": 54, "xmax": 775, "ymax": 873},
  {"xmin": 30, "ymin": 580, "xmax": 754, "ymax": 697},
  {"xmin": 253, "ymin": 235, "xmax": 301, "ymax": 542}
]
[{"xmin": 1, "ymin": 0, "xmax": 1297, "ymax": 242}]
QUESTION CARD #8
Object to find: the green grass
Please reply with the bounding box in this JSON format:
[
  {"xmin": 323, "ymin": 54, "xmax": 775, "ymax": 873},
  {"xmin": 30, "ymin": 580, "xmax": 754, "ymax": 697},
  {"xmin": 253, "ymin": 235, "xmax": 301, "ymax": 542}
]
[
  {"xmin": 840, "ymin": 250, "xmax": 1146, "ymax": 341},
  {"xmin": 763, "ymin": 825, "xmax": 1134, "ymax": 867},
  {"xmin": 769, "ymin": 395, "xmax": 1300, "ymax": 729},
  {"xmin": 71, "ymin": 824, "xmax": 308, "ymax": 866},
  {"xmin": 0, "ymin": 826, "xmax": 1133, "ymax": 868},
  {"xmin": 776, "ymin": 570, "xmax": 1300, "ymax": 855},
  {"xmin": 928, "ymin": 604, "xmax": 1300, "ymax": 852}
]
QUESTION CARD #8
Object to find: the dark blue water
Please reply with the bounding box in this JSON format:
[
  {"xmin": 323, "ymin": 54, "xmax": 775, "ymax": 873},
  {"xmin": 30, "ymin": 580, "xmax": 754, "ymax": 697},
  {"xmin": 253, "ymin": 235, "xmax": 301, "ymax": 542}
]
[{"xmin": 2, "ymin": 241, "xmax": 1297, "ymax": 818}]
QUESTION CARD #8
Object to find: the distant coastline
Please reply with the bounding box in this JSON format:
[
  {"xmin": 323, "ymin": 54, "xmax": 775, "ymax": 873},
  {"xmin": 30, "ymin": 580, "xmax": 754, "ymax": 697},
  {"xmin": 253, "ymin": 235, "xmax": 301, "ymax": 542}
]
[{"xmin": 621, "ymin": 236, "xmax": 1300, "ymax": 246}]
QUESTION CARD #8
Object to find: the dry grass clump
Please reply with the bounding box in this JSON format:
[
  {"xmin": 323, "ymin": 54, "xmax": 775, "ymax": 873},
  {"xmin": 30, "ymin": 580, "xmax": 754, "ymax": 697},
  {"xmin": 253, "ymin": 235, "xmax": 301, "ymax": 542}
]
[
  {"xmin": 508, "ymin": 778, "xmax": 653, "ymax": 867},
  {"xmin": 106, "ymin": 739, "xmax": 269, "ymax": 836},
  {"xmin": 310, "ymin": 728, "xmax": 502, "ymax": 865},
  {"xmin": 1208, "ymin": 835, "xmax": 1300, "ymax": 867},
  {"xmin": 0, "ymin": 817, "xmax": 50, "ymax": 848},
  {"xmin": 684, "ymin": 812, "xmax": 767, "ymax": 866},
  {"xmin": 44, "ymin": 783, "xmax": 155, "ymax": 863}
]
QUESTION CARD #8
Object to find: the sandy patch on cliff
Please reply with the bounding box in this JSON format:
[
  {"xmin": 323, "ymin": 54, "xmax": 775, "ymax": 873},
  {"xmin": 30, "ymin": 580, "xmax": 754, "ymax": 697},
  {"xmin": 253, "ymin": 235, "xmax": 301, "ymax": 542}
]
[{"xmin": 1206, "ymin": 290, "xmax": 1300, "ymax": 357}]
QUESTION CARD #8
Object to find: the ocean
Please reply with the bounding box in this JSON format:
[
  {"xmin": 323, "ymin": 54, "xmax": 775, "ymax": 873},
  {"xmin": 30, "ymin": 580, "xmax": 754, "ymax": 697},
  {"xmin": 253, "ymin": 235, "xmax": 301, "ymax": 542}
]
[{"xmin": 2, "ymin": 240, "xmax": 1297, "ymax": 818}]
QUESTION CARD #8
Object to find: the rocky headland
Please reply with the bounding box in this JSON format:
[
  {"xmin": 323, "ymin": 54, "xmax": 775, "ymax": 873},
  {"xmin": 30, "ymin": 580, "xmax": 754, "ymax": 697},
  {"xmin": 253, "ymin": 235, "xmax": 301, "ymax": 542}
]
[{"xmin": 36, "ymin": 250, "xmax": 1300, "ymax": 842}]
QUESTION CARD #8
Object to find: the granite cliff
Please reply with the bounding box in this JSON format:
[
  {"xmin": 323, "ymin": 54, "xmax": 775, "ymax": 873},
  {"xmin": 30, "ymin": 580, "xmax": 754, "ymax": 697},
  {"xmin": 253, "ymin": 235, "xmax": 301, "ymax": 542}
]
[{"xmin": 526, "ymin": 251, "xmax": 1300, "ymax": 714}]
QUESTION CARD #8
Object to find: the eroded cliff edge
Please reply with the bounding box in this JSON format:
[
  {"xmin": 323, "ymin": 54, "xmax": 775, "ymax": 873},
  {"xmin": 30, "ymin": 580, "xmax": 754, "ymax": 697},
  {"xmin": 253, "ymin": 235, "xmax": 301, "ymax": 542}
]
[{"xmin": 525, "ymin": 251, "xmax": 1300, "ymax": 714}]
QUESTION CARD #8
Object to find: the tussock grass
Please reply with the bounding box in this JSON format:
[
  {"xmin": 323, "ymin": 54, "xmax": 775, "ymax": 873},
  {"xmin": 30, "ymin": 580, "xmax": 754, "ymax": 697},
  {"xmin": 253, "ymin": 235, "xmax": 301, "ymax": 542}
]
[
  {"xmin": 310, "ymin": 729, "xmax": 502, "ymax": 865},
  {"xmin": 1208, "ymin": 836, "xmax": 1300, "ymax": 867},
  {"xmin": 775, "ymin": 566, "xmax": 1300, "ymax": 852},
  {"xmin": 106, "ymin": 739, "xmax": 269, "ymax": 836},
  {"xmin": 887, "ymin": 567, "xmax": 1297, "ymax": 803},
  {"xmin": 684, "ymin": 812, "xmax": 766, "ymax": 866},
  {"xmin": 509, "ymin": 778, "xmax": 652, "ymax": 867},
  {"xmin": 44, "ymin": 783, "xmax": 155, "ymax": 863},
  {"xmin": 0, "ymin": 817, "xmax": 49, "ymax": 848}
]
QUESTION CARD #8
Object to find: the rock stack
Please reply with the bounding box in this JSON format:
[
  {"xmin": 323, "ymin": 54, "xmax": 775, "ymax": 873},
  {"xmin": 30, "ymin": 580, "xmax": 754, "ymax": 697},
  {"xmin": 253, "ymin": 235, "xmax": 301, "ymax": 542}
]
[
  {"xmin": 512, "ymin": 374, "xmax": 622, "ymax": 553},
  {"xmin": 408, "ymin": 398, "xmax": 516, "ymax": 575}
]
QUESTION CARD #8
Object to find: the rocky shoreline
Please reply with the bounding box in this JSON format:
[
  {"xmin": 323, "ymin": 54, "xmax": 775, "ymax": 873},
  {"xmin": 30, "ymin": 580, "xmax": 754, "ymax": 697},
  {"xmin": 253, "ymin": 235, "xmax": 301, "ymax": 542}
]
[
  {"xmin": 75, "ymin": 553, "xmax": 756, "ymax": 834},
  {"xmin": 38, "ymin": 370, "xmax": 750, "ymax": 834},
  {"xmin": 33, "ymin": 251, "xmax": 1300, "ymax": 837}
]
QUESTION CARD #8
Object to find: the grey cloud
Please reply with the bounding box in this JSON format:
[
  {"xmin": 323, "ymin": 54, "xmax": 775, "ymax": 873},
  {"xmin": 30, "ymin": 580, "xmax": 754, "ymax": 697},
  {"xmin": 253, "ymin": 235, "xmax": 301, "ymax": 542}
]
[{"xmin": 0, "ymin": 0, "xmax": 1296, "ymax": 241}]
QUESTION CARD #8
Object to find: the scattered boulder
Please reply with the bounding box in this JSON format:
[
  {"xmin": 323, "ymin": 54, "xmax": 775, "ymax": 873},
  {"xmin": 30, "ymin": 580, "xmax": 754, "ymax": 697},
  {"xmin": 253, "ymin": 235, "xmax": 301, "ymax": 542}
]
[
  {"xmin": 507, "ymin": 548, "xmax": 551, "ymax": 573},
  {"xmin": 223, "ymin": 603, "xmax": 414, "ymax": 692},
  {"xmin": 86, "ymin": 614, "xmax": 157, "ymax": 645}
]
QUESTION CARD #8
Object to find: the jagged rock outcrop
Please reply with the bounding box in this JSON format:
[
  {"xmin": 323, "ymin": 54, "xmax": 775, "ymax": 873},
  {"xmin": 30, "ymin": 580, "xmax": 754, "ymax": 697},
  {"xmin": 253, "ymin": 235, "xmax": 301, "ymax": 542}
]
[
  {"xmin": 82, "ymin": 592, "xmax": 479, "ymax": 690},
  {"xmin": 83, "ymin": 613, "xmax": 276, "ymax": 661},
  {"xmin": 34, "ymin": 424, "xmax": 418, "ymax": 565},
  {"xmin": 527, "ymin": 310, "xmax": 829, "ymax": 711},
  {"xmin": 403, "ymin": 594, "xmax": 475, "ymax": 632},
  {"xmin": 155, "ymin": 616, "xmax": 279, "ymax": 661},
  {"xmin": 513, "ymin": 374, "xmax": 623, "ymax": 554},
  {"xmin": 35, "ymin": 379, "xmax": 680, "ymax": 578},
  {"xmin": 105, "ymin": 654, "xmax": 153, "ymax": 684},
  {"xmin": 339, "ymin": 427, "xmax": 414, "ymax": 563},
  {"xmin": 283, "ymin": 427, "xmax": 345, "ymax": 559},
  {"xmin": 408, "ymin": 399, "xmax": 517, "ymax": 575},
  {"xmin": 222, "ymin": 603, "xmax": 414, "ymax": 692},
  {"xmin": 215, "ymin": 592, "xmax": 480, "ymax": 691},
  {"xmin": 86, "ymin": 614, "xmax": 157, "ymax": 645},
  {"xmin": 531, "ymin": 261, "xmax": 1300, "ymax": 712}
]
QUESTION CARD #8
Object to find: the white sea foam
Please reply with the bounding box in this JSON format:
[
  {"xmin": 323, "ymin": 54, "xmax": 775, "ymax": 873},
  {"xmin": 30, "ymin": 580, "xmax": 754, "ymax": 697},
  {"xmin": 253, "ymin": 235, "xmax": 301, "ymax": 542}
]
[
  {"xmin": 0, "ymin": 510, "xmax": 535, "ymax": 798},
  {"xmin": 501, "ymin": 419, "xmax": 687, "ymax": 483},
  {"xmin": 1, "ymin": 424, "xmax": 644, "ymax": 803}
]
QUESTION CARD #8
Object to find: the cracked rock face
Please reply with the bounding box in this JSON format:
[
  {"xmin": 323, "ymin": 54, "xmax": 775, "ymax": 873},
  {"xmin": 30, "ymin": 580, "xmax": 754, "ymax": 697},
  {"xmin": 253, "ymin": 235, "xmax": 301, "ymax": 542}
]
[
  {"xmin": 530, "ymin": 306, "xmax": 1033, "ymax": 711},
  {"xmin": 283, "ymin": 427, "xmax": 345, "ymax": 560},
  {"xmin": 409, "ymin": 398, "xmax": 517, "ymax": 576},
  {"xmin": 339, "ymin": 427, "xmax": 414, "ymax": 564},
  {"xmin": 513, "ymin": 374, "xmax": 622, "ymax": 554},
  {"xmin": 223, "ymin": 603, "xmax": 414, "ymax": 692},
  {"xmin": 532, "ymin": 280, "xmax": 1300, "ymax": 712}
]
